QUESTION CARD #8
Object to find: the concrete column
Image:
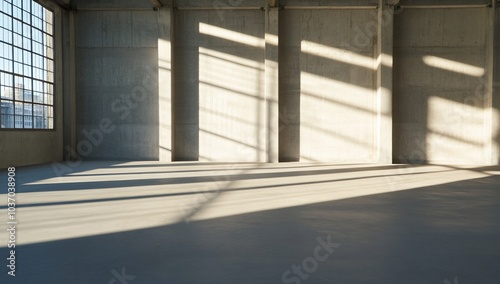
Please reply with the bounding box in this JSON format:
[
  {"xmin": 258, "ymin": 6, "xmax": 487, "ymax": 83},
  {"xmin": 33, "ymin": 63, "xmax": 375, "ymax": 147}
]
[
  {"xmin": 63, "ymin": 11, "xmax": 77, "ymax": 160},
  {"xmin": 376, "ymin": 0, "xmax": 395, "ymax": 164},
  {"xmin": 491, "ymin": 2, "xmax": 500, "ymax": 165},
  {"xmin": 53, "ymin": 5, "xmax": 64, "ymax": 162},
  {"xmin": 158, "ymin": 7, "xmax": 173, "ymax": 161},
  {"xmin": 171, "ymin": 10, "xmax": 199, "ymax": 161},
  {"xmin": 265, "ymin": 6, "xmax": 279, "ymax": 163},
  {"xmin": 278, "ymin": 9, "xmax": 300, "ymax": 162}
]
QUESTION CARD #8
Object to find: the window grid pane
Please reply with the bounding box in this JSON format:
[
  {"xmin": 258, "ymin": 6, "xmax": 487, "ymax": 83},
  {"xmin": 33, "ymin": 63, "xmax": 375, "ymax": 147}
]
[{"xmin": 0, "ymin": 0, "xmax": 53, "ymax": 130}]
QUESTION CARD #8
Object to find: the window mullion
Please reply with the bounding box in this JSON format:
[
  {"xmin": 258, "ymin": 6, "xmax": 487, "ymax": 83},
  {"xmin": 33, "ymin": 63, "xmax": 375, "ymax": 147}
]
[{"xmin": 1, "ymin": 0, "xmax": 53, "ymax": 130}]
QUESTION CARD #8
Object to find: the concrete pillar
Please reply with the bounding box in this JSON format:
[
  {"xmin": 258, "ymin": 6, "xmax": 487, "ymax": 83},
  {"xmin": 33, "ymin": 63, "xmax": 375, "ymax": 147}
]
[
  {"xmin": 158, "ymin": 7, "xmax": 173, "ymax": 161},
  {"xmin": 491, "ymin": 2, "xmax": 500, "ymax": 165},
  {"xmin": 171, "ymin": 10, "xmax": 199, "ymax": 161},
  {"xmin": 278, "ymin": 9, "xmax": 300, "ymax": 162},
  {"xmin": 265, "ymin": 6, "xmax": 279, "ymax": 163},
  {"xmin": 53, "ymin": 5, "xmax": 64, "ymax": 161},
  {"xmin": 63, "ymin": 11, "xmax": 77, "ymax": 160},
  {"xmin": 376, "ymin": 0, "xmax": 395, "ymax": 164}
]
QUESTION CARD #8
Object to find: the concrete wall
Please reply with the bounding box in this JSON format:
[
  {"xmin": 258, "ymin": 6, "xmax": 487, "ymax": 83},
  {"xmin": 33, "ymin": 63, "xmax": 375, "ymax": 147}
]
[
  {"xmin": 3, "ymin": 0, "xmax": 500, "ymax": 168},
  {"xmin": 173, "ymin": 9, "xmax": 266, "ymax": 162},
  {"xmin": 280, "ymin": 9, "xmax": 378, "ymax": 162},
  {"xmin": 393, "ymin": 8, "xmax": 490, "ymax": 164},
  {"xmin": 494, "ymin": 5, "xmax": 500, "ymax": 165},
  {"xmin": 0, "ymin": 0, "xmax": 64, "ymax": 169},
  {"xmin": 75, "ymin": 10, "xmax": 159, "ymax": 160},
  {"xmin": 158, "ymin": 8, "xmax": 173, "ymax": 162}
]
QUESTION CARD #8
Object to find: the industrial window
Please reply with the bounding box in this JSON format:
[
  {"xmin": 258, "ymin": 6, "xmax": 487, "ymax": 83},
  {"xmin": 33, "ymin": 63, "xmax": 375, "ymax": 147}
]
[{"xmin": 0, "ymin": 0, "xmax": 54, "ymax": 129}]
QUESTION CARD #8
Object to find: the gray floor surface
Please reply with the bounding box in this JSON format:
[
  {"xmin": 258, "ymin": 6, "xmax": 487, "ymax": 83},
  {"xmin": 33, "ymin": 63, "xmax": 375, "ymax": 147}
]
[{"xmin": 0, "ymin": 162, "xmax": 499, "ymax": 283}]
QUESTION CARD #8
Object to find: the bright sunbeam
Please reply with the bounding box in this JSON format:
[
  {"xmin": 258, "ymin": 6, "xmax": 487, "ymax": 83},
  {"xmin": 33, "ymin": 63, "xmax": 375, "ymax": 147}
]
[
  {"xmin": 422, "ymin": 55, "xmax": 485, "ymax": 77},
  {"xmin": 198, "ymin": 45, "xmax": 264, "ymax": 162},
  {"xmin": 427, "ymin": 96, "xmax": 485, "ymax": 163},
  {"xmin": 377, "ymin": 53, "xmax": 393, "ymax": 69},
  {"xmin": 300, "ymin": 71, "xmax": 375, "ymax": 115},
  {"xmin": 301, "ymin": 40, "xmax": 376, "ymax": 70},
  {"xmin": 3, "ymin": 163, "xmax": 495, "ymax": 247},
  {"xmin": 199, "ymin": 47, "xmax": 263, "ymax": 70},
  {"xmin": 199, "ymin": 22, "xmax": 265, "ymax": 48},
  {"xmin": 158, "ymin": 38, "xmax": 171, "ymax": 70},
  {"xmin": 300, "ymin": 71, "xmax": 376, "ymax": 162},
  {"xmin": 265, "ymin": 33, "xmax": 278, "ymax": 46}
]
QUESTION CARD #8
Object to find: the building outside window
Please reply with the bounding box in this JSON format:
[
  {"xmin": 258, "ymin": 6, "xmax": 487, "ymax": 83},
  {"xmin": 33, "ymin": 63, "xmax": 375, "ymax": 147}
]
[{"xmin": 0, "ymin": 0, "xmax": 54, "ymax": 129}]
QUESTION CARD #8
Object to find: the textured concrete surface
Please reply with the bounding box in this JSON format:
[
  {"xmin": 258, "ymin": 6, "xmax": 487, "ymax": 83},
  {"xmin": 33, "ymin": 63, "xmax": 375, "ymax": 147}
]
[
  {"xmin": 75, "ymin": 10, "xmax": 160, "ymax": 160},
  {"xmin": 282, "ymin": 0, "xmax": 378, "ymax": 6},
  {"xmin": 158, "ymin": 8, "xmax": 173, "ymax": 162},
  {"xmin": 174, "ymin": 10, "xmax": 266, "ymax": 162},
  {"xmin": 265, "ymin": 7, "xmax": 280, "ymax": 163},
  {"xmin": 0, "ymin": 162, "xmax": 499, "ymax": 283},
  {"xmin": 3, "ymin": 1, "xmax": 500, "ymax": 169},
  {"xmin": 393, "ymin": 8, "xmax": 490, "ymax": 164},
  {"xmin": 495, "ymin": 5, "xmax": 500, "ymax": 165},
  {"xmin": 280, "ymin": 9, "xmax": 378, "ymax": 162}
]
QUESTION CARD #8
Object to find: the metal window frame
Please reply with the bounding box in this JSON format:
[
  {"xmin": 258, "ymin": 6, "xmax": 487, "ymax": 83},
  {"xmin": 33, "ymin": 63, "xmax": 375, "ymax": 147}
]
[{"xmin": 0, "ymin": 0, "xmax": 55, "ymax": 131}]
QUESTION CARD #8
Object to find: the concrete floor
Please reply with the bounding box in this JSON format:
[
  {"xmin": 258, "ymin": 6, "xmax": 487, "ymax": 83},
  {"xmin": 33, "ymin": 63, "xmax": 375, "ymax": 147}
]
[{"xmin": 0, "ymin": 162, "xmax": 499, "ymax": 283}]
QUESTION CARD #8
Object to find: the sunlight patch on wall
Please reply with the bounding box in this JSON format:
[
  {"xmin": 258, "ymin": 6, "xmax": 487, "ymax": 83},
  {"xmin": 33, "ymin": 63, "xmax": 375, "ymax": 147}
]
[
  {"xmin": 422, "ymin": 55, "xmax": 485, "ymax": 77},
  {"xmin": 300, "ymin": 71, "xmax": 376, "ymax": 162},
  {"xmin": 198, "ymin": 43, "xmax": 264, "ymax": 162},
  {"xmin": 427, "ymin": 96, "xmax": 485, "ymax": 163},
  {"xmin": 199, "ymin": 22, "xmax": 265, "ymax": 48},
  {"xmin": 301, "ymin": 40, "xmax": 376, "ymax": 70}
]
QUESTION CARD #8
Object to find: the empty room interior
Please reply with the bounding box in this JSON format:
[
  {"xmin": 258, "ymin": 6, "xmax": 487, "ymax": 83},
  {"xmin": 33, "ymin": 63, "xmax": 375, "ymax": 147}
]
[{"xmin": 1, "ymin": 0, "xmax": 500, "ymax": 283}]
